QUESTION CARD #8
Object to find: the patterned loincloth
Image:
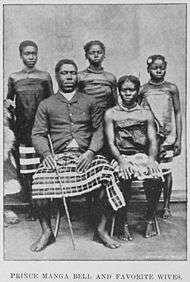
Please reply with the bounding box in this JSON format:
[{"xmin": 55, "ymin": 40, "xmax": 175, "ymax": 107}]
[
  {"xmin": 19, "ymin": 145, "xmax": 40, "ymax": 174},
  {"xmin": 158, "ymin": 144, "xmax": 174, "ymax": 174},
  {"xmin": 111, "ymin": 153, "xmax": 169, "ymax": 181},
  {"xmin": 32, "ymin": 152, "xmax": 125, "ymax": 211}
]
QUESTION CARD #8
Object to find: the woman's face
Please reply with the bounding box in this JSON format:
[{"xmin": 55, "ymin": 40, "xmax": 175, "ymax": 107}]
[
  {"xmin": 119, "ymin": 80, "xmax": 138, "ymax": 106},
  {"xmin": 20, "ymin": 45, "xmax": 38, "ymax": 68},
  {"xmin": 86, "ymin": 44, "xmax": 105, "ymax": 65},
  {"xmin": 148, "ymin": 59, "xmax": 166, "ymax": 81}
]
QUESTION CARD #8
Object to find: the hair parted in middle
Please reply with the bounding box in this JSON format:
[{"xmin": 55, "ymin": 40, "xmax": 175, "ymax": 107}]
[
  {"xmin": 55, "ymin": 59, "xmax": 78, "ymax": 75},
  {"xmin": 19, "ymin": 40, "xmax": 38, "ymax": 55},
  {"xmin": 117, "ymin": 75, "xmax": 141, "ymax": 92},
  {"xmin": 83, "ymin": 40, "xmax": 105, "ymax": 57}
]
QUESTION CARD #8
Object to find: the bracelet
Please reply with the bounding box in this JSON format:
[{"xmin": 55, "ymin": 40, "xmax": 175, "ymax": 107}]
[{"xmin": 87, "ymin": 149, "xmax": 95, "ymax": 154}]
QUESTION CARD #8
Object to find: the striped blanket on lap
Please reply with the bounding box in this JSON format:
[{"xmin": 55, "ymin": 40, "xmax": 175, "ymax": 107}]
[
  {"xmin": 32, "ymin": 151, "xmax": 125, "ymax": 211},
  {"xmin": 19, "ymin": 145, "xmax": 40, "ymax": 174}
]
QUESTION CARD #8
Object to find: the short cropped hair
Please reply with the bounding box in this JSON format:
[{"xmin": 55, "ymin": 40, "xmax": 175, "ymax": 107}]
[
  {"xmin": 117, "ymin": 75, "xmax": 140, "ymax": 92},
  {"xmin": 83, "ymin": 40, "xmax": 105, "ymax": 57},
  {"xmin": 147, "ymin": 54, "xmax": 167, "ymax": 68},
  {"xmin": 55, "ymin": 59, "xmax": 78, "ymax": 75},
  {"xmin": 19, "ymin": 40, "xmax": 38, "ymax": 55}
]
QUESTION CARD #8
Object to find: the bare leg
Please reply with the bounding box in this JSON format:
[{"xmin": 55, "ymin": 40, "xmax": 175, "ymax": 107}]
[
  {"xmin": 144, "ymin": 178, "xmax": 162, "ymax": 238},
  {"xmin": 162, "ymin": 173, "xmax": 172, "ymax": 219},
  {"xmin": 21, "ymin": 174, "xmax": 36, "ymax": 221},
  {"xmin": 30, "ymin": 199, "xmax": 55, "ymax": 252},
  {"xmin": 94, "ymin": 189, "xmax": 120, "ymax": 249}
]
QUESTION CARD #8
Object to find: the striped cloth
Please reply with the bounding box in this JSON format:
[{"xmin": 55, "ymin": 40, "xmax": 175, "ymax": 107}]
[
  {"xmin": 159, "ymin": 147, "xmax": 174, "ymax": 175},
  {"xmin": 19, "ymin": 145, "xmax": 40, "ymax": 174},
  {"xmin": 32, "ymin": 151, "xmax": 126, "ymax": 211},
  {"xmin": 111, "ymin": 153, "xmax": 168, "ymax": 181}
]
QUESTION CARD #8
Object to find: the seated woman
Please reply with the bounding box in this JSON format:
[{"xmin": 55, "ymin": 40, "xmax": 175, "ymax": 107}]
[{"xmin": 105, "ymin": 75, "xmax": 163, "ymax": 239}]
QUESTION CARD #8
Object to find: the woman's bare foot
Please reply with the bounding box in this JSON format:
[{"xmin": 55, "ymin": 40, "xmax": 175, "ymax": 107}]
[
  {"xmin": 145, "ymin": 220, "xmax": 157, "ymax": 238},
  {"xmin": 118, "ymin": 224, "xmax": 133, "ymax": 242},
  {"xmin": 30, "ymin": 232, "xmax": 55, "ymax": 252},
  {"xmin": 93, "ymin": 230, "xmax": 120, "ymax": 249},
  {"xmin": 162, "ymin": 208, "xmax": 172, "ymax": 219}
]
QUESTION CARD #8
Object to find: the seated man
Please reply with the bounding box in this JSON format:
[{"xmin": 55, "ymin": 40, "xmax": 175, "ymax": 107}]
[
  {"xmin": 105, "ymin": 75, "xmax": 163, "ymax": 240},
  {"xmin": 31, "ymin": 59, "xmax": 125, "ymax": 252}
]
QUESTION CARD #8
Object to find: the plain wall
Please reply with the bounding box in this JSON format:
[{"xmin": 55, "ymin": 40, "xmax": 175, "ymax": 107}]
[{"xmin": 3, "ymin": 4, "xmax": 186, "ymax": 197}]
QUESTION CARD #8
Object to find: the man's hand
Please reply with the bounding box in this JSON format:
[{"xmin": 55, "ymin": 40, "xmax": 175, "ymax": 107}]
[
  {"xmin": 77, "ymin": 150, "xmax": 94, "ymax": 173},
  {"xmin": 118, "ymin": 156, "xmax": 134, "ymax": 179},
  {"xmin": 173, "ymin": 140, "xmax": 181, "ymax": 156},
  {"xmin": 42, "ymin": 154, "xmax": 57, "ymax": 169}
]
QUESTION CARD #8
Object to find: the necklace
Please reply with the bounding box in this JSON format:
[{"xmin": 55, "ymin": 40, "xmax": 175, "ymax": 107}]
[
  {"xmin": 149, "ymin": 79, "xmax": 165, "ymax": 86},
  {"xmin": 118, "ymin": 101, "xmax": 140, "ymax": 112}
]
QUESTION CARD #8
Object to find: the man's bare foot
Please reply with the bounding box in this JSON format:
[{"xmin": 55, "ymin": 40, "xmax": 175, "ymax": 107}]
[
  {"xmin": 93, "ymin": 230, "xmax": 120, "ymax": 249},
  {"xmin": 30, "ymin": 232, "xmax": 55, "ymax": 252},
  {"xmin": 162, "ymin": 208, "xmax": 172, "ymax": 219},
  {"xmin": 118, "ymin": 224, "xmax": 133, "ymax": 241},
  {"xmin": 145, "ymin": 220, "xmax": 157, "ymax": 238}
]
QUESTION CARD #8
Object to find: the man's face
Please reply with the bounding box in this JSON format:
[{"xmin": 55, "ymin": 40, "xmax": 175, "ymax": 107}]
[
  {"xmin": 56, "ymin": 64, "xmax": 77, "ymax": 93},
  {"xmin": 148, "ymin": 59, "xmax": 166, "ymax": 81},
  {"xmin": 20, "ymin": 46, "xmax": 38, "ymax": 68},
  {"xmin": 119, "ymin": 80, "xmax": 138, "ymax": 106},
  {"xmin": 86, "ymin": 44, "xmax": 105, "ymax": 65}
]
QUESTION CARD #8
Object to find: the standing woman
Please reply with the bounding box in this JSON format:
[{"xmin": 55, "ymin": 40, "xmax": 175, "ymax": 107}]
[
  {"xmin": 78, "ymin": 40, "xmax": 117, "ymax": 118},
  {"xmin": 6, "ymin": 40, "xmax": 54, "ymax": 220},
  {"xmin": 78, "ymin": 40, "xmax": 118, "ymax": 245}
]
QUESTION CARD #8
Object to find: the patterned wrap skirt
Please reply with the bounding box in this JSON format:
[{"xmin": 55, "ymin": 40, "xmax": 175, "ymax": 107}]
[{"xmin": 32, "ymin": 150, "xmax": 126, "ymax": 211}]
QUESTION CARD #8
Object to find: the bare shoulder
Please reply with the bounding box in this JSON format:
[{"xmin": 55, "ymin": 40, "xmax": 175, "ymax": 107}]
[
  {"xmin": 105, "ymin": 107, "xmax": 116, "ymax": 120},
  {"xmin": 141, "ymin": 107, "xmax": 153, "ymax": 121},
  {"xmin": 165, "ymin": 81, "xmax": 179, "ymax": 94},
  {"xmin": 104, "ymin": 71, "xmax": 117, "ymax": 83}
]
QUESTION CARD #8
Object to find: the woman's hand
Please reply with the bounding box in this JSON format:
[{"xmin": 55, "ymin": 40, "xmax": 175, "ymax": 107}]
[{"xmin": 118, "ymin": 156, "xmax": 133, "ymax": 179}]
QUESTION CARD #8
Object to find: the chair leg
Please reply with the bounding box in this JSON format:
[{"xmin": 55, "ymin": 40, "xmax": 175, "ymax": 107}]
[
  {"xmin": 153, "ymin": 216, "xmax": 160, "ymax": 235},
  {"xmin": 54, "ymin": 208, "xmax": 61, "ymax": 238},
  {"xmin": 110, "ymin": 214, "xmax": 116, "ymax": 237}
]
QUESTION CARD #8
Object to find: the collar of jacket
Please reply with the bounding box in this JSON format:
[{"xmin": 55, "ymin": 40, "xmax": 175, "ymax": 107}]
[{"xmin": 56, "ymin": 89, "xmax": 80, "ymax": 104}]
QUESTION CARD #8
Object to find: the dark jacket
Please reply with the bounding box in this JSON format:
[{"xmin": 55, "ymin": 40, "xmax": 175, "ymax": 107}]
[{"xmin": 32, "ymin": 90, "xmax": 104, "ymax": 157}]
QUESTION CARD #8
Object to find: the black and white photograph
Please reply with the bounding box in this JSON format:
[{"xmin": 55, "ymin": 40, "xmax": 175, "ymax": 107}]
[{"xmin": 1, "ymin": 0, "xmax": 189, "ymax": 279}]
